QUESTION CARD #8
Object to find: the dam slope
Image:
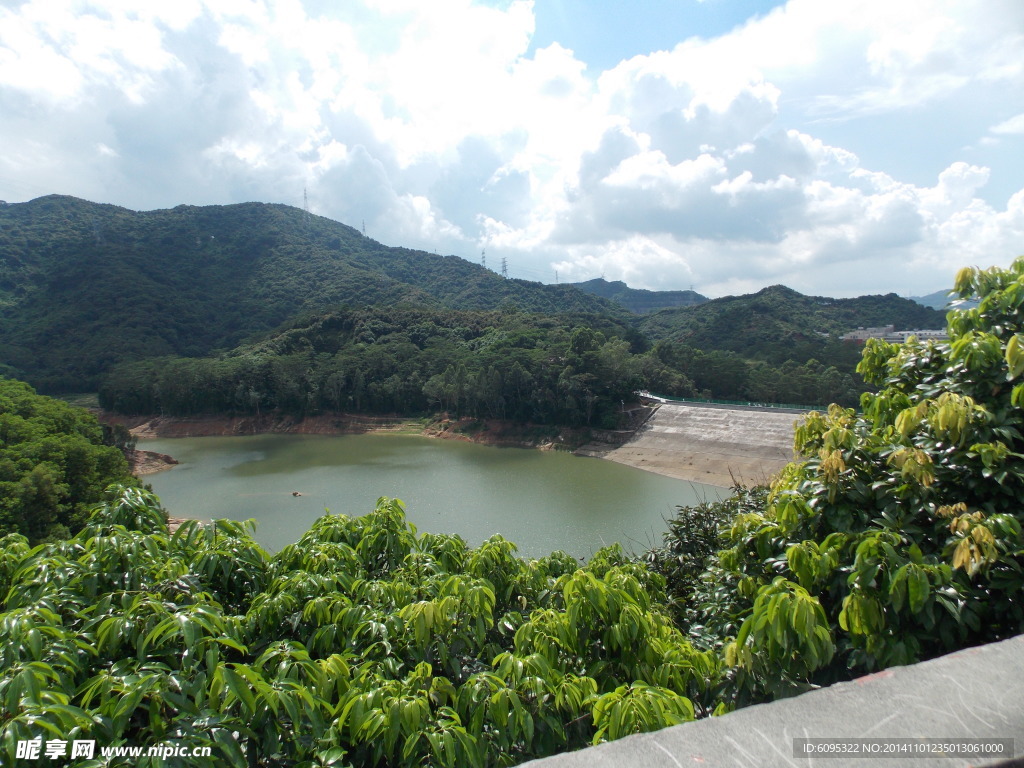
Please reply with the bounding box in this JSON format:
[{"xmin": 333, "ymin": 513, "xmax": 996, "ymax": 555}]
[{"xmin": 587, "ymin": 401, "xmax": 804, "ymax": 487}]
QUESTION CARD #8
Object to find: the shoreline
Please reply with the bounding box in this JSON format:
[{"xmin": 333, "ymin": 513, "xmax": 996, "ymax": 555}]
[
  {"xmin": 107, "ymin": 405, "xmax": 784, "ymax": 490},
  {"xmin": 107, "ymin": 411, "xmax": 607, "ymax": 474}
]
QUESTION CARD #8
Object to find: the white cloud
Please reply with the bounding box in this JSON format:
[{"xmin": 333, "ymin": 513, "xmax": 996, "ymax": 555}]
[
  {"xmin": 990, "ymin": 113, "xmax": 1024, "ymax": 135},
  {"xmin": 0, "ymin": 0, "xmax": 193, "ymax": 105},
  {"xmin": 0, "ymin": 0, "xmax": 1022, "ymax": 297}
]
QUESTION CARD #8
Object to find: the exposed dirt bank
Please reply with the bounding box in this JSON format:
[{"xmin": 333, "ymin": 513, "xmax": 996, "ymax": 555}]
[
  {"xmin": 99, "ymin": 412, "xmax": 599, "ymax": 467},
  {"xmin": 105, "ymin": 412, "xmax": 420, "ymax": 439},
  {"xmin": 131, "ymin": 449, "xmax": 179, "ymax": 476},
  {"xmin": 102, "ymin": 402, "xmax": 797, "ymax": 490}
]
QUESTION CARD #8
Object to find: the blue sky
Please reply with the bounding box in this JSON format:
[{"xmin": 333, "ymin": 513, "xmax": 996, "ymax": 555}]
[
  {"xmin": 1, "ymin": 0, "xmax": 1022, "ymax": 298},
  {"xmin": 529, "ymin": 0, "xmax": 788, "ymax": 71}
]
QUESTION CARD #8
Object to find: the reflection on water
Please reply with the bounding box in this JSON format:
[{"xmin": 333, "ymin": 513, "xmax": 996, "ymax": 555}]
[{"xmin": 143, "ymin": 433, "xmax": 722, "ymax": 559}]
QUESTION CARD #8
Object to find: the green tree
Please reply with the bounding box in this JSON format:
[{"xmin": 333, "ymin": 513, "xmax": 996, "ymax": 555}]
[
  {"xmin": 0, "ymin": 488, "xmax": 706, "ymax": 767},
  {"xmin": 0, "ymin": 378, "xmax": 137, "ymax": 542},
  {"xmin": 677, "ymin": 258, "xmax": 1024, "ymax": 705}
]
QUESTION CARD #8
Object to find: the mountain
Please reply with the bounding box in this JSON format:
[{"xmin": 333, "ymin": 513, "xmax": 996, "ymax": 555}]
[
  {"xmin": 639, "ymin": 284, "xmax": 949, "ymax": 365},
  {"xmin": 0, "ymin": 195, "xmax": 623, "ymax": 391},
  {"xmin": 911, "ymin": 288, "xmax": 979, "ymax": 311},
  {"xmin": 569, "ymin": 278, "xmax": 707, "ymax": 314}
]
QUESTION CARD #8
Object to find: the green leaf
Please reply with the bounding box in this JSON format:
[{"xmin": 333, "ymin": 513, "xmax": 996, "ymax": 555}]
[
  {"xmin": 1006, "ymin": 334, "xmax": 1024, "ymax": 380},
  {"xmin": 907, "ymin": 566, "xmax": 930, "ymax": 613}
]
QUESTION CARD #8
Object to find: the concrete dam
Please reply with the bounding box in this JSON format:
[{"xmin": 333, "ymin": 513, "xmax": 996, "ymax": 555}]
[{"xmin": 584, "ymin": 401, "xmax": 805, "ymax": 488}]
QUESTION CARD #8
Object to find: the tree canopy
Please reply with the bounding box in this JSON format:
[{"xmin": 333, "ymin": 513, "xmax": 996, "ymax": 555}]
[
  {"xmin": 0, "ymin": 489, "xmax": 710, "ymax": 767},
  {"xmin": 0, "ymin": 378, "xmax": 136, "ymax": 543},
  {"xmin": 98, "ymin": 307, "xmax": 692, "ymax": 428}
]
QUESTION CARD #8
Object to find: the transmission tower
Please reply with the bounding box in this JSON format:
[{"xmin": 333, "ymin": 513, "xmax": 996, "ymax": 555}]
[
  {"xmin": 555, "ymin": 270, "xmax": 559, "ymax": 284},
  {"xmin": 303, "ymin": 187, "xmax": 310, "ymax": 227},
  {"xmin": 501, "ymin": 257, "xmax": 508, "ymax": 278},
  {"xmin": 481, "ymin": 249, "xmax": 486, "ymax": 269}
]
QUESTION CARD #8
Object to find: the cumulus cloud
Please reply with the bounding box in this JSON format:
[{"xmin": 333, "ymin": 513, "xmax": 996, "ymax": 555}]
[{"xmin": 0, "ymin": 0, "xmax": 1022, "ymax": 297}]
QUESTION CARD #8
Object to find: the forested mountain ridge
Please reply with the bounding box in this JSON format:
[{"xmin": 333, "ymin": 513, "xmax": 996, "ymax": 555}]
[
  {"xmin": 639, "ymin": 284, "xmax": 948, "ymax": 361},
  {"xmin": 570, "ymin": 278, "xmax": 707, "ymax": 314},
  {"xmin": 0, "ymin": 195, "xmax": 624, "ymax": 391},
  {"xmin": 629, "ymin": 285, "xmax": 950, "ymax": 405},
  {"xmin": 1, "ymin": 194, "xmax": 952, "ymax": 410}
]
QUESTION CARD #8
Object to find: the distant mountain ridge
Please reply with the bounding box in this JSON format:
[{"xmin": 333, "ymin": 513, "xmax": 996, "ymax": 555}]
[
  {"xmin": 638, "ymin": 284, "xmax": 948, "ymax": 365},
  {"xmin": 911, "ymin": 288, "xmax": 979, "ymax": 311},
  {"xmin": 569, "ymin": 278, "xmax": 707, "ymax": 314},
  {"xmin": 0, "ymin": 195, "xmax": 623, "ymax": 390}
]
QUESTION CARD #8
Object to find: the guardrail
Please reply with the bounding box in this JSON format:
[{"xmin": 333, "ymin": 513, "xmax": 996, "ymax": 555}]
[{"xmin": 639, "ymin": 391, "xmax": 826, "ymax": 412}]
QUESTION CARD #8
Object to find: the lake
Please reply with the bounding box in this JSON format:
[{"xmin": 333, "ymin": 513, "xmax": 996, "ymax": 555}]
[{"xmin": 141, "ymin": 433, "xmax": 723, "ymax": 559}]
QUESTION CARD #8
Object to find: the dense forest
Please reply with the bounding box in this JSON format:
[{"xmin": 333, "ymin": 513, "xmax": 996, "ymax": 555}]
[
  {"xmin": 1, "ymin": 260, "xmax": 1022, "ymax": 767},
  {"xmin": 639, "ymin": 284, "xmax": 946, "ymax": 362},
  {"xmin": 635, "ymin": 285, "xmax": 949, "ymax": 406},
  {"xmin": 0, "ymin": 378, "xmax": 137, "ymax": 542},
  {"xmin": 97, "ymin": 302, "xmax": 875, "ymax": 422},
  {"xmin": 98, "ymin": 307, "xmax": 691, "ymax": 428}
]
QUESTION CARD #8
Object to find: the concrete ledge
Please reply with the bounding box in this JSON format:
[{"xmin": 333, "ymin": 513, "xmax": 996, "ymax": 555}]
[{"xmin": 524, "ymin": 634, "xmax": 1024, "ymax": 768}]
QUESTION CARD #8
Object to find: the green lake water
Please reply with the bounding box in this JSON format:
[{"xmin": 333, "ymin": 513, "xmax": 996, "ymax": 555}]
[{"xmin": 141, "ymin": 433, "xmax": 723, "ymax": 559}]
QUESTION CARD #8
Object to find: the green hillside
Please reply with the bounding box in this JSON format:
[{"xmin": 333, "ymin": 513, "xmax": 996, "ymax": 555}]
[
  {"xmin": 98, "ymin": 305, "xmax": 691, "ymax": 428},
  {"xmin": 640, "ymin": 284, "xmax": 948, "ymax": 363},
  {"xmin": 570, "ymin": 278, "xmax": 707, "ymax": 314},
  {"xmin": 0, "ymin": 195, "xmax": 623, "ymax": 391}
]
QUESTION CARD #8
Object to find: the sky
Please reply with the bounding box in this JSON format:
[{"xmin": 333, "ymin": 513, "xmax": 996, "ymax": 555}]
[{"xmin": 1, "ymin": 0, "xmax": 1022, "ymax": 298}]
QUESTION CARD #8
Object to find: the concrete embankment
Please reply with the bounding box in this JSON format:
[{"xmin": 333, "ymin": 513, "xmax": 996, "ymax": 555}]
[
  {"xmin": 578, "ymin": 401, "xmax": 804, "ymax": 487},
  {"xmin": 525, "ymin": 632, "xmax": 1024, "ymax": 768}
]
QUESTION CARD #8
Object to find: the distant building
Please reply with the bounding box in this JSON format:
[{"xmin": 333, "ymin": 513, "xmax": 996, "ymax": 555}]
[
  {"xmin": 881, "ymin": 329, "xmax": 948, "ymax": 343},
  {"xmin": 841, "ymin": 325, "xmax": 948, "ymax": 344},
  {"xmin": 841, "ymin": 326, "xmax": 894, "ymax": 342}
]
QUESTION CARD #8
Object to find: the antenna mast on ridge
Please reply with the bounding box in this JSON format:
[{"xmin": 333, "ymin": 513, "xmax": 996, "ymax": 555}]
[
  {"xmin": 303, "ymin": 187, "xmax": 310, "ymax": 227},
  {"xmin": 481, "ymin": 249, "xmax": 486, "ymax": 269},
  {"xmin": 501, "ymin": 257, "xmax": 508, "ymax": 278}
]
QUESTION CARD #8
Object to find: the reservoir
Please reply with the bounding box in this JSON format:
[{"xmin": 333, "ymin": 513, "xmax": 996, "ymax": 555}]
[{"xmin": 141, "ymin": 433, "xmax": 723, "ymax": 559}]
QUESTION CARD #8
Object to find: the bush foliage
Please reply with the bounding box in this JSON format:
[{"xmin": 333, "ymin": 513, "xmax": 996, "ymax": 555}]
[{"xmin": 0, "ymin": 490, "xmax": 711, "ymax": 767}]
